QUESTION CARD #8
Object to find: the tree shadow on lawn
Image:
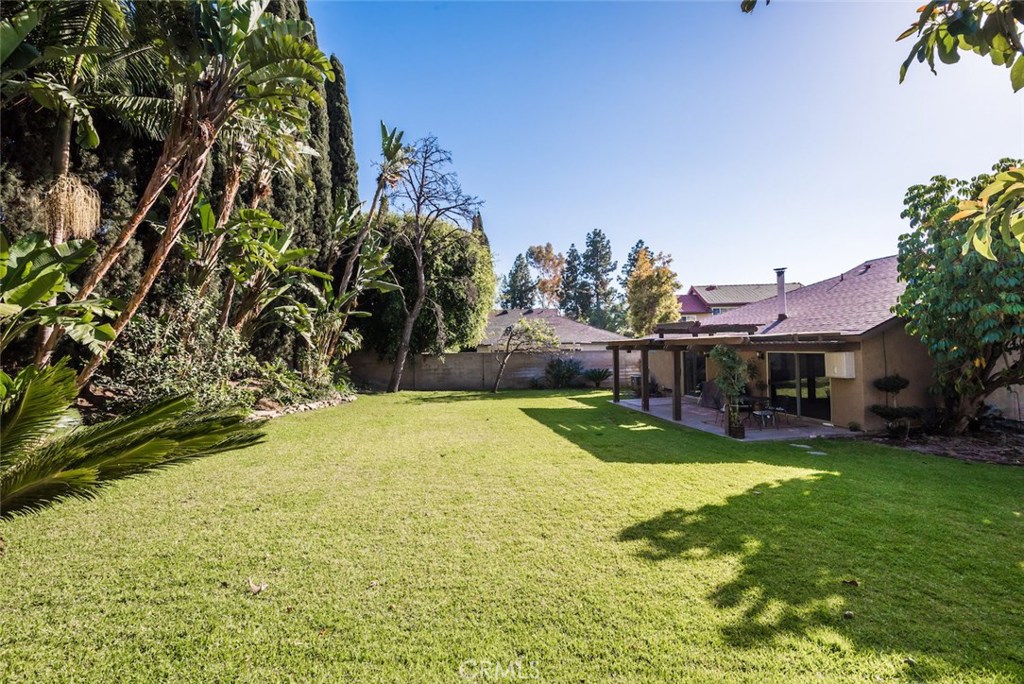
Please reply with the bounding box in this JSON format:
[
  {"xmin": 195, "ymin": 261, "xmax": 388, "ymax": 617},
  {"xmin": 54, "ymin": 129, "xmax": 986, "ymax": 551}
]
[
  {"xmin": 522, "ymin": 396, "xmax": 1024, "ymax": 681},
  {"xmin": 401, "ymin": 389, "xmax": 603, "ymax": 404}
]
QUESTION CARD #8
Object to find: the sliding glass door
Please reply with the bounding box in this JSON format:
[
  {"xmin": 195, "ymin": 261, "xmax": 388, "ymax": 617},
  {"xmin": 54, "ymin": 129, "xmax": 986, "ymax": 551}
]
[
  {"xmin": 684, "ymin": 352, "xmax": 706, "ymax": 396},
  {"xmin": 767, "ymin": 353, "xmax": 831, "ymax": 421}
]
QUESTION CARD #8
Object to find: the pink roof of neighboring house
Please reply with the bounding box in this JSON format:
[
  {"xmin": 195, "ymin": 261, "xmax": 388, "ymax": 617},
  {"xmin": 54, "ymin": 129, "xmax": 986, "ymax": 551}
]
[
  {"xmin": 708, "ymin": 256, "xmax": 903, "ymax": 336},
  {"xmin": 677, "ymin": 293, "xmax": 709, "ymax": 315}
]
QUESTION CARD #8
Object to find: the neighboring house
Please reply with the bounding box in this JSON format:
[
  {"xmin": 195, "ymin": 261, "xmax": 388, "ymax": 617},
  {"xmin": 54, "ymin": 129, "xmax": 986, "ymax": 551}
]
[
  {"xmin": 677, "ymin": 282, "xmax": 804, "ymax": 322},
  {"xmin": 349, "ymin": 309, "xmax": 639, "ymax": 391},
  {"xmin": 477, "ymin": 308, "xmax": 625, "ymax": 352},
  {"xmin": 611, "ymin": 257, "xmax": 970, "ymax": 431}
]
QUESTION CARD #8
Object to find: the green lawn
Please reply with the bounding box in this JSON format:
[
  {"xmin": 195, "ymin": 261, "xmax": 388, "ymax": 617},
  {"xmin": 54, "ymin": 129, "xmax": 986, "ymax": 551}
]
[{"xmin": 1, "ymin": 391, "xmax": 1022, "ymax": 683}]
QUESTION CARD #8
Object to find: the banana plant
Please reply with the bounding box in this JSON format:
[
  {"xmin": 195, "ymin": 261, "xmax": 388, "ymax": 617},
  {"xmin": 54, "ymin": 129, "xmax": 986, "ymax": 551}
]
[
  {"xmin": 0, "ymin": 359, "xmax": 265, "ymax": 517},
  {"xmin": 220, "ymin": 210, "xmax": 330, "ymax": 342},
  {"xmin": 1, "ymin": 231, "xmax": 117, "ymax": 355},
  {"xmin": 303, "ymin": 199, "xmax": 400, "ymax": 380}
]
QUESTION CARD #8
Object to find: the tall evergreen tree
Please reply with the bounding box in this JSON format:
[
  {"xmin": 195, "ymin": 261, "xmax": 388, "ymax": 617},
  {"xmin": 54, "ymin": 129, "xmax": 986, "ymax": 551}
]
[
  {"xmin": 620, "ymin": 239, "xmax": 647, "ymax": 289},
  {"xmin": 582, "ymin": 228, "xmax": 617, "ymax": 318},
  {"xmin": 325, "ymin": 54, "xmax": 359, "ymax": 209},
  {"xmin": 264, "ymin": 0, "xmax": 334, "ymax": 264},
  {"xmin": 470, "ymin": 212, "xmax": 489, "ymax": 248},
  {"xmin": 559, "ymin": 244, "xmax": 591, "ymax": 320},
  {"xmin": 500, "ymin": 253, "xmax": 537, "ymax": 309}
]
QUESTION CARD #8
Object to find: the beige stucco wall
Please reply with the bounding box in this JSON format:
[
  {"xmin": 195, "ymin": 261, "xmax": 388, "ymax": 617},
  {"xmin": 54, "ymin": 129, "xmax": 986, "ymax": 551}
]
[
  {"xmin": 349, "ymin": 346, "xmax": 640, "ymax": 391},
  {"xmin": 850, "ymin": 326, "xmax": 934, "ymax": 430}
]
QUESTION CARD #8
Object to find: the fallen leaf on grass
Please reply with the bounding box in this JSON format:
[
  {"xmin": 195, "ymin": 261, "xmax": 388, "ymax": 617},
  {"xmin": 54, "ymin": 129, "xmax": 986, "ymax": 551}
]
[
  {"xmin": 248, "ymin": 577, "xmax": 268, "ymax": 595},
  {"xmin": 842, "ymin": 579, "xmax": 861, "ymax": 587}
]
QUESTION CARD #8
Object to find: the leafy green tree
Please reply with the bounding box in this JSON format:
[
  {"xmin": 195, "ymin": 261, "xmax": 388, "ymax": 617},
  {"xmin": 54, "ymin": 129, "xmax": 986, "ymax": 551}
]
[
  {"xmin": 619, "ymin": 239, "xmax": 647, "ymax": 289},
  {"xmin": 558, "ymin": 243, "xmax": 591, "ymax": 320},
  {"xmin": 500, "ymin": 253, "xmax": 536, "ymax": 309},
  {"xmin": 325, "ymin": 54, "xmax": 359, "ymax": 210},
  {"xmin": 895, "ymin": 161, "xmax": 1024, "ymax": 433},
  {"xmin": 385, "ymin": 136, "xmax": 483, "ymax": 392},
  {"xmin": 582, "ymin": 228, "xmax": 617, "ymax": 321},
  {"xmin": 626, "ymin": 247, "xmax": 680, "ymax": 336},
  {"xmin": 491, "ymin": 318, "xmax": 560, "ymax": 393},
  {"xmin": 526, "ymin": 242, "xmax": 564, "ymax": 309},
  {"xmin": 357, "ymin": 214, "xmax": 495, "ymax": 362},
  {"xmin": 220, "ymin": 210, "xmax": 330, "ymax": 343}
]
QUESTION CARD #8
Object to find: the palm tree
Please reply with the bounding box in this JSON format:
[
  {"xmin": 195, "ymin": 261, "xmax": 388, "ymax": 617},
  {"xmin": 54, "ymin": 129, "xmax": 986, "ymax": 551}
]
[
  {"xmin": 35, "ymin": 0, "xmax": 333, "ymax": 380},
  {"xmin": 0, "ymin": 360, "xmax": 265, "ymax": 517}
]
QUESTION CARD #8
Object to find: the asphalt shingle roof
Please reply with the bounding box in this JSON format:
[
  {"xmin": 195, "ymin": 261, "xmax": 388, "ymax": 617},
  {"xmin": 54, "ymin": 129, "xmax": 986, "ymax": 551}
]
[
  {"xmin": 479, "ymin": 309, "xmax": 629, "ymax": 346},
  {"xmin": 688, "ymin": 282, "xmax": 803, "ymax": 306},
  {"xmin": 707, "ymin": 256, "xmax": 903, "ymax": 336}
]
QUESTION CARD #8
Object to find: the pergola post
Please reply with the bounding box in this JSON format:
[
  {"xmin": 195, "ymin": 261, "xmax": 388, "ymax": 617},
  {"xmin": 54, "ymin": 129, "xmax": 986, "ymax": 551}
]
[
  {"xmin": 640, "ymin": 348, "xmax": 650, "ymax": 412},
  {"xmin": 672, "ymin": 347, "xmax": 682, "ymax": 421},
  {"xmin": 612, "ymin": 347, "xmax": 620, "ymax": 403}
]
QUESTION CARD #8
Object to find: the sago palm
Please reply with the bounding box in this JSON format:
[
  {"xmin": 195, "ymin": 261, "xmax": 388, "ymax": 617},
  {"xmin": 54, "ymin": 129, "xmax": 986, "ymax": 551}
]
[{"xmin": 0, "ymin": 360, "xmax": 265, "ymax": 517}]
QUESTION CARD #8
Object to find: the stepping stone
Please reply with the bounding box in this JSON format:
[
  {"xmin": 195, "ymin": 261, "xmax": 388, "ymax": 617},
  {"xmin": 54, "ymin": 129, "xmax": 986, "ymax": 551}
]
[
  {"xmin": 808, "ymin": 451, "xmax": 828, "ymax": 456},
  {"xmin": 789, "ymin": 444, "xmax": 812, "ymax": 449}
]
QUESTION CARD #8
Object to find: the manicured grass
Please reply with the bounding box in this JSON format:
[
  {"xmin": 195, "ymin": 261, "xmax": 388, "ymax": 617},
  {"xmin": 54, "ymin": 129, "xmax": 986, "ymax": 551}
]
[{"xmin": 1, "ymin": 391, "xmax": 1022, "ymax": 683}]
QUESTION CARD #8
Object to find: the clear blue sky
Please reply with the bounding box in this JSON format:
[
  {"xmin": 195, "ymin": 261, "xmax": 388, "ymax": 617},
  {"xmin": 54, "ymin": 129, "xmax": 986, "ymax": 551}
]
[{"xmin": 310, "ymin": 1, "xmax": 1023, "ymax": 289}]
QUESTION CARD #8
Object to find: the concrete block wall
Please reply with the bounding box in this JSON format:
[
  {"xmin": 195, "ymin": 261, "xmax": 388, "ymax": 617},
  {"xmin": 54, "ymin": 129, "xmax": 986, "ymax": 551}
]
[{"xmin": 348, "ymin": 350, "xmax": 641, "ymax": 392}]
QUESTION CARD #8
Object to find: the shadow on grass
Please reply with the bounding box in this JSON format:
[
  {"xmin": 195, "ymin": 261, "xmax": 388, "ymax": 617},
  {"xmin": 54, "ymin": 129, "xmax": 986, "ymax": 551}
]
[
  {"xmin": 522, "ymin": 394, "xmax": 1024, "ymax": 681},
  {"xmin": 402, "ymin": 389, "xmax": 601, "ymax": 404}
]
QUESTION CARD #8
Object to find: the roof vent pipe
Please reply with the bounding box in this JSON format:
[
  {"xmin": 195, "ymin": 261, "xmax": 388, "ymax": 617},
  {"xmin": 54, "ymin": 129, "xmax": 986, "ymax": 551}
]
[{"xmin": 775, "ymin": 267, "xmax": 788, "ymax": 320}]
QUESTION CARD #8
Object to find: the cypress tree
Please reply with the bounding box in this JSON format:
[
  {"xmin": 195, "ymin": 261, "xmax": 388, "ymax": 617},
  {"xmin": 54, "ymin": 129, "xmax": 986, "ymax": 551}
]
[
  {"xmin": 470, "ymin": 212, "xmax": 489, "ymax": 248},
  {"xmin": 325, "ymin": 54, "xmax": 359, "ymax": 210},
  {"xmin": 263, "ymin": 0, "xmax": 335, "ymax": 264}
]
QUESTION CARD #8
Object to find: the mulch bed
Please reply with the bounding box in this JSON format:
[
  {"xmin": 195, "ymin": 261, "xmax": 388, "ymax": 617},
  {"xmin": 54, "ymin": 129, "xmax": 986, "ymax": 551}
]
[{"xmin": 871, "ymin": 422, "xmax": 1024, "ymax": 466}]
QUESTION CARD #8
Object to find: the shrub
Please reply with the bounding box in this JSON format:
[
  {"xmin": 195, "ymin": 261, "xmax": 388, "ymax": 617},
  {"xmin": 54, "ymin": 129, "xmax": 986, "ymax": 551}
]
[
  {"xmin": 873, "ymin": 374, "xmax": 910, "ymax": 394},
  {"xmin": 848, "ymin": 421, "xmax": 862, "ymax": 432},
  {"xmin": 545, "ymin": 357, "xmax": 584, "ymax": 389},
  {"xmin": 582, "ymin": 368, "xmax": 612, "ymax": 388},
  {"xmin": 256, "ymin": 359, "xmax": 341, "ymax": 407},
  {"xmin": 102, "ymin": 288, "xmax": 256, "ymax": 413}
]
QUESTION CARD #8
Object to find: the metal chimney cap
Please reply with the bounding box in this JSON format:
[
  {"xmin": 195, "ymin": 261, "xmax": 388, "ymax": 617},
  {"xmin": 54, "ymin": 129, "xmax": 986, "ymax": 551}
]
[{"xmin": 774, "ymin": 267, "xmax": 787, "ymax": 274}]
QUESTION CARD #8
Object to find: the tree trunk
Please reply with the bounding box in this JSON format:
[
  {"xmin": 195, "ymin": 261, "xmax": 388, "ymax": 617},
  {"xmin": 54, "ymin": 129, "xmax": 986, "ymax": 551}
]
[
  {"xmin": 35, "ymin": 147, "xmax": 184, "ymax": 368},
  {"xmin": 951, "ymin": 392, "xmax": 984, "ymax": 435},
  {"xmin": 492, "ymin": 353, "xmax": 512, "ymax": 393},
  {"xmin": 76, "ymin": 150, "xmax": 209, "ymax": 388},
  {"xmin": 335, "ymin": 180, "xmax": 385, "ymax": 300},
  {"xmin": 52, "ymin": 112, "xmax": 73, "ymax": 178},
  {"xmin": 387, "ymin": 247, "xmax": 426, "ymax": 393},
  {"xmin": 194, "ymin": 161, "xmax": 243, "ymax": 295}
]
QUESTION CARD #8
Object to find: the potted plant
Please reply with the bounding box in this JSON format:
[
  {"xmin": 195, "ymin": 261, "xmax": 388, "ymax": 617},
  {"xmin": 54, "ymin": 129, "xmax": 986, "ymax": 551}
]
[{"xmin": 710, "ymin": 345, "xmax": 748, "ymax": 439}]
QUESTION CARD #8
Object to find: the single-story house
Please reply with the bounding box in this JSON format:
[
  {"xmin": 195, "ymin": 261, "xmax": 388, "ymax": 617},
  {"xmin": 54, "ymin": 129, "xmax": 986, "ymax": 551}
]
[
  {"xmin": 349, "ymin": 308, "xmax": 640, "ymax": 391},
  {"xmin": 678, "ymin": 282, "xmax": 804, "ymax": 322},
  {"xmin": 610, "ymin": 257, "xmax": 941, "ymax": 431}
]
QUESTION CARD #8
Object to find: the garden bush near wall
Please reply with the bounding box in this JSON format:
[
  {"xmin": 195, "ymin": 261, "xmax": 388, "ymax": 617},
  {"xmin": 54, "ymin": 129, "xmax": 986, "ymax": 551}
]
[
  {"xmin": 101, "ymin": 288, "xmax": 256, "ymax": 414},
  {"xmin": 545, "ymin": 357, "xmax": 584, "ymax": 389}
]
